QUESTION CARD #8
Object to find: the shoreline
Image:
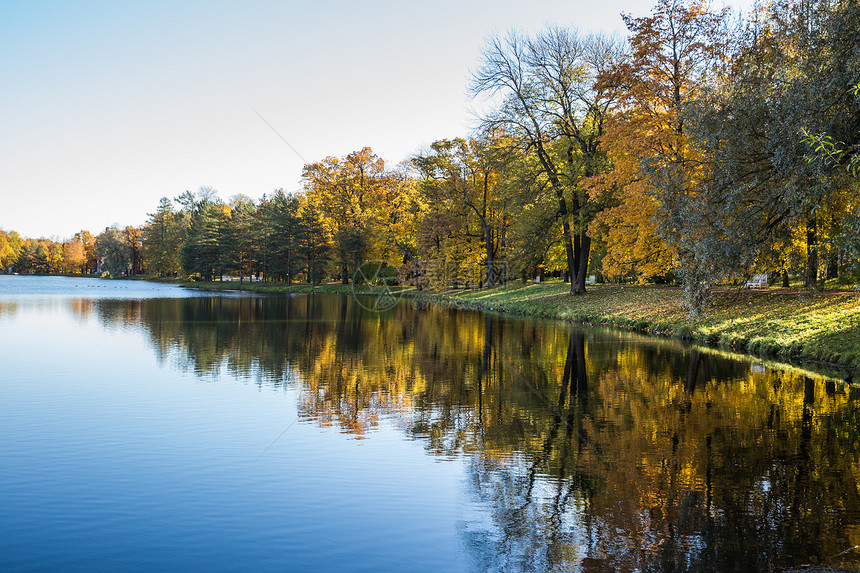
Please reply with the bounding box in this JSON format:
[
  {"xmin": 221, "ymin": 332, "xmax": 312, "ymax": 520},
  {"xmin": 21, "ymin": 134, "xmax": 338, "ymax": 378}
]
[{"xmin": 179, "ymin": 280, "xmax": 860, "ymax": 374}]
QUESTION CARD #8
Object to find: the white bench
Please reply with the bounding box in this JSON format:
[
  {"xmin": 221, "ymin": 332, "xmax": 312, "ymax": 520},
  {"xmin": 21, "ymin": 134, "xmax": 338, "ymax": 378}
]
[
  {"xmin": 744, "ymin": 274, "xmax": 768, "ymax": 289},
  {"xmin": 585, "ymin": 275, "xmax": 596, "ymax": 285}
]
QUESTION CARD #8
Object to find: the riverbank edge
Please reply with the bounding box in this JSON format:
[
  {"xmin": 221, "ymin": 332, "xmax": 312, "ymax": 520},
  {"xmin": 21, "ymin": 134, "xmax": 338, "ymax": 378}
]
[{"xmin": 180, "ymin": 280, "xmax": 860, "ymax": 374}]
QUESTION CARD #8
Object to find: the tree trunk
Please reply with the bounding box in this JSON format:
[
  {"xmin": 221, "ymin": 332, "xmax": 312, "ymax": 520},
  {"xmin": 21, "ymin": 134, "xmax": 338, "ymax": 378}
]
[
  {"xmin": 805, "ymin": 212, "xmax": 818, "ymax": 288},
  {"xmin": 826, "ymin": 250, "xmax": 838, "ymax": 279},
  {"xmin": 572, "ymin": 233, "xmax": 591, "ymax": 294},
  {"xmin": 484, "ymin": 223, "xmax": 494, "ymax": 288},
  {"xmin": 535, "ymin": 145, "xmax": 578, "ymax": 295},
  {"xmin": 559, "ymin": 200, "xmax": 577, "ymax": 294}
]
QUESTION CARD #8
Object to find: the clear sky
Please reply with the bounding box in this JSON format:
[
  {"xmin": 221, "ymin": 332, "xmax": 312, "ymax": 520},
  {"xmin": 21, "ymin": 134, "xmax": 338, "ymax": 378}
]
[{"xmin": 1, "ymin": 0, "xmax": 755, "ymax": 240}]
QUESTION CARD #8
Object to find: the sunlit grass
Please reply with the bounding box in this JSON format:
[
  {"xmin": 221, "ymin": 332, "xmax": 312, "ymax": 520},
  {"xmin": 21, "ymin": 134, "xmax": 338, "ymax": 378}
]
[{"xmin": 444, "ymin": 284, "xmax": 860, "ymax": 369}]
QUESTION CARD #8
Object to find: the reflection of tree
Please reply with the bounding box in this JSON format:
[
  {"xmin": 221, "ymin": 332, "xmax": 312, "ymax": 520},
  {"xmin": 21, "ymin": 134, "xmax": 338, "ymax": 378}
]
[
  {"xmin": 89, "ymin": 294, "xmax": 860, "ymax": 570},
  {"xmin": 459, "ymin": 330, "xmax": 603, "ymax": 573}
]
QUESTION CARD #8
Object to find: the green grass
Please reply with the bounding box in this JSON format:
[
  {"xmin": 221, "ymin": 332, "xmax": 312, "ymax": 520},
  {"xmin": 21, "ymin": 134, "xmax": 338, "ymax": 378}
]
[{"xmin": 179, "ymin": 280, "xmax": 860, "ymax": 370}]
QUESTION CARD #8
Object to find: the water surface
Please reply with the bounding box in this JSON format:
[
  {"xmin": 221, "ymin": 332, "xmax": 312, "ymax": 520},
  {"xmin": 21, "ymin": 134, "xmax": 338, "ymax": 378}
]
[{"xmin": 2, "ymin": 276, "xmax": 859, "ymax": 571}]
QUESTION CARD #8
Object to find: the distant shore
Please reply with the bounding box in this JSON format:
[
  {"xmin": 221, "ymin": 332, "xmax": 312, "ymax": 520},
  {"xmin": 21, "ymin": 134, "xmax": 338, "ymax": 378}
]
[{"xmin": 179, "ymin": 280, "xmax": 860, "ymax": 372}]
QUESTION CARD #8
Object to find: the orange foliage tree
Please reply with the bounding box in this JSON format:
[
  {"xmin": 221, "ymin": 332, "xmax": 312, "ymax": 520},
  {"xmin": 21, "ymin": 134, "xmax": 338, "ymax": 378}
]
[{"xmin": 592, "ymin": 0, "xmax": 731, "ymax": 288}]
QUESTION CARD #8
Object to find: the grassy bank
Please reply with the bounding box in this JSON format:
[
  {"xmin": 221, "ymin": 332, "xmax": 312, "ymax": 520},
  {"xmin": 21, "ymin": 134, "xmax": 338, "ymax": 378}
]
[
  {"xmin": 430, "ymin": 283, "xmax": 860, "ymax": 370},
  {"xmin": 181, "ymin": 280, "xmax": 860, "ymax": 370}
]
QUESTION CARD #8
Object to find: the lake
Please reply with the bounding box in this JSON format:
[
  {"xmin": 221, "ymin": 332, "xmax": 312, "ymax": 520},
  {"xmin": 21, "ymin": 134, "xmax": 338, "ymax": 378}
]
[{"xmin": 1, "ymin": 275, "xmax": 859, "ymax": 571}]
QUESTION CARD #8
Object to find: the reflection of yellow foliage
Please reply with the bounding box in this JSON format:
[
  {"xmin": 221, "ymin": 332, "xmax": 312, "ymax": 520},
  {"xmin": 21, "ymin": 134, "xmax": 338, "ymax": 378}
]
[
  {"xmin": 84, "ymin": 294, "xmax": 860, "ymax": 569},
  {"xmin": 67, "ymin": 298, "xmax": 94, "ymax": 320},
  {"xmin": 0, "ymin": 302, "xmax": 18, "ymax": 316}
]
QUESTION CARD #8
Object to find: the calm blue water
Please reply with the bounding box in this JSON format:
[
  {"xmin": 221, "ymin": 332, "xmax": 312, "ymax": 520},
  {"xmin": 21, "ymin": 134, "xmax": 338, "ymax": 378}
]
[
  {"xmin": 2, "ymin": 275, "xmax": 860, "ymax": 571},
  {"xmin": 0, "ymin": 275, "xmax": 204, "ymax": 298},
  {"xmin": 0, "ymin": 277, "xmax": 466, "ymax": 572}
]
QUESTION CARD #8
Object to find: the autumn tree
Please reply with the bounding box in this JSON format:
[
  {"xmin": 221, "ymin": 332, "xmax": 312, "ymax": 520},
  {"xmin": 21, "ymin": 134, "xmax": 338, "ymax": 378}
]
[
  {"xmin": 370, "ymin": 164, "xmax": 422, "ymax": 268},
  {"xmin": 13, "ymin": 238, "xmax": 63, "ymax": 274},
  {"xmin": 63, "ymin": 236, "xmax": 87, "ymax": 274},
  {"xmin": 668, "ymin": 0, "xmax": 860, "ymax": 300},
  {"xmin": 471, "ymin": 27, "xmax": 622, "ymax": 293},
  {"xmin": 805, "ymin": 79, "xmax": 860, "ymax": 280},
  {"xmin": 799, "ymin": 6, "xmax": 860, "ymax": 281},
  {"xmin": 505, "ymin": 174, "xmax": 568, "ymax": 282},
  {"xmin": 0, "ymin": 230, "xmax": 23, "ymax": 272},
  {"xmin": 595, "ymin": 0, "xmax": 732, "ymax": 310},
  {"xmin": 49, "ymin": 241, "xmax": 64, "ymax": 273},
  {"xmin": 73, "ymin": 230, "xmax": 97, "ymax": 274},
  {"xmin": 303, "ymin": 148, "xmax": 385, "ymax": 283},
  {"xmin": 412, "ymin": 136, "xmax": 513, "ymax": 287}
]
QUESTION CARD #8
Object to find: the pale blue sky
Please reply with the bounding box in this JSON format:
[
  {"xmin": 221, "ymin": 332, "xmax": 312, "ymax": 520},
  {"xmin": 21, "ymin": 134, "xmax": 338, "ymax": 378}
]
[{"xmin": 1, "ymin": 0, "xmax": 754, "ymax": 239}]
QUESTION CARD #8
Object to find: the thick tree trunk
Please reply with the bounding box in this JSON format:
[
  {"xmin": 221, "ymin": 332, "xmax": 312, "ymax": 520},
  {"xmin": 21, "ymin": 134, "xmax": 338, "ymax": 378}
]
[{"xmin": 572, "ymin": 233, "xmax": 591, "ymax": 294}]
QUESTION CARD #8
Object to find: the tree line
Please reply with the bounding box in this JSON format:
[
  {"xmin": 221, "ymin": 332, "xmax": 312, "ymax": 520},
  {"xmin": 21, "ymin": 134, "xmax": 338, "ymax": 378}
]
[{"xmin": 2, "ymin": 0, "xmax": 858, "ymax": 313}]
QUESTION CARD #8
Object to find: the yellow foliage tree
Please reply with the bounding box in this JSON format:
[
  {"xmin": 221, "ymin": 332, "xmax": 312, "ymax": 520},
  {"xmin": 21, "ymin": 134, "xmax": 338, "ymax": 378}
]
[
  {"xmin": 303, "ymin": 147, "xmax": 418, "ymax": 283},
  {"xmin": 0, "ymin": 230, "xmax": 23, "ymax": 272},
  {"xmin": 63, "ymin": 236, "xmax": 87, "ymax": 274}
]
